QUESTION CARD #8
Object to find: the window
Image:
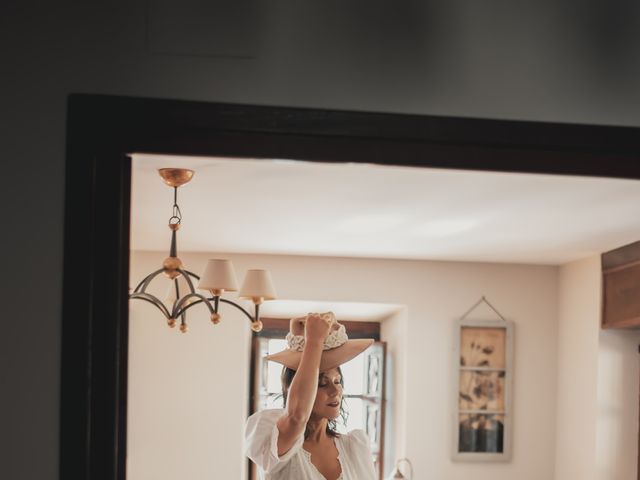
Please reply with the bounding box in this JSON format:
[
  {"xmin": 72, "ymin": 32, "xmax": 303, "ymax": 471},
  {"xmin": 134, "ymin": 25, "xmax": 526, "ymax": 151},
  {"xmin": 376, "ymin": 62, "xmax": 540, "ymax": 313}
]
[{"xmin": 249, "ymin": 318, "xmax": 386, "ymax": 479}]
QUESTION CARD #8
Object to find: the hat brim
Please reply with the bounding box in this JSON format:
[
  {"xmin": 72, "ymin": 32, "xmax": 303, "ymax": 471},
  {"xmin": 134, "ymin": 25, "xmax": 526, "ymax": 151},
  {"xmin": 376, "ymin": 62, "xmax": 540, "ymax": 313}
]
[{"xmin": 265, "ymin": 339, "xmax": 375, "ymax": 371}]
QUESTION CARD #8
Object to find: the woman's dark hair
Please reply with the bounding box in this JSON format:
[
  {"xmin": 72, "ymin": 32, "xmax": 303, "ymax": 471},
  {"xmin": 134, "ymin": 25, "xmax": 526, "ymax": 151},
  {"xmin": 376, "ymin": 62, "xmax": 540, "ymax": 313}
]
[{"xmin": 281, "ymin": 366, "xmax": 348, "ymax": 439}]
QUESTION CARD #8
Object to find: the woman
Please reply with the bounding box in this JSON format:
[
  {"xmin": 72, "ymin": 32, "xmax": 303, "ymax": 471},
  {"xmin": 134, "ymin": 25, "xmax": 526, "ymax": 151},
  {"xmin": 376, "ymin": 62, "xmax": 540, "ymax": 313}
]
[{"xmin": 244, "ymin": 312, "xmax": 378, "ymax": 480}]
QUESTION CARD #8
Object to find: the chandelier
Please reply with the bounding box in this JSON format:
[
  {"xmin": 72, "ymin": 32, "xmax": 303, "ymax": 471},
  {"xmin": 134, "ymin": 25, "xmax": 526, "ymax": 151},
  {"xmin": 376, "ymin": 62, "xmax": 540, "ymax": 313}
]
[{"xmin": 129, "ymin": 168, "xmax": 276, "ymax": 333}]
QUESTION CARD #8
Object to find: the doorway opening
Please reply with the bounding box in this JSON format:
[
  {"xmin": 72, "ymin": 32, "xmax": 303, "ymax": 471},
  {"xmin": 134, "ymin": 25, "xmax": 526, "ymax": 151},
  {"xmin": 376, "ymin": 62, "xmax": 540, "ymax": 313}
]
[{"xmin": 60, "ymin": 94, "xmax": 640, "ymax": 480}]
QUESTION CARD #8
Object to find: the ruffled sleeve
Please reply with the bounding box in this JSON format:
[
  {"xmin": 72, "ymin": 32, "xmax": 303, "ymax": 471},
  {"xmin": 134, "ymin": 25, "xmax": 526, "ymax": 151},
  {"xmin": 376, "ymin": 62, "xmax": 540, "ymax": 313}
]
[
  {"xmin": 244, "ymin": 408, "xmax": 304, "ymax": 474},
  {"xmin": 344, "ymin": 429, "xmax": 377, "ymax": 479}
]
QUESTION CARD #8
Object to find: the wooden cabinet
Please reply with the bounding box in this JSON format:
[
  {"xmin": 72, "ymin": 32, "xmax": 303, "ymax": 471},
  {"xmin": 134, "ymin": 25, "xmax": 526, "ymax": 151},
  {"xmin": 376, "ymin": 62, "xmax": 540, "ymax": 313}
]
[{"xmin": 602, "ymin": 240, "xmax": 640, "ymax": 329}]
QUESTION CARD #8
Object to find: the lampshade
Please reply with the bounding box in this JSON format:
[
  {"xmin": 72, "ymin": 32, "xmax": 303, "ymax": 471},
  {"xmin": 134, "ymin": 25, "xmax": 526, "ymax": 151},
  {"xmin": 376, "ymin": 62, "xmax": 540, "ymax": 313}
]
[
  {"xmin": 239, "ymin": 269, "xmax": 277, "ymax": 300},
  {"xmin": 386, "ymin": 458, "xmax": 413, "ymax": 480},
  {"xmin": 387, "ymin": 470, "xmax": 405, "ymax": 479},
  {"xmin": 197, "ymin": 259, "xmax": 239, "ymax": 292}
]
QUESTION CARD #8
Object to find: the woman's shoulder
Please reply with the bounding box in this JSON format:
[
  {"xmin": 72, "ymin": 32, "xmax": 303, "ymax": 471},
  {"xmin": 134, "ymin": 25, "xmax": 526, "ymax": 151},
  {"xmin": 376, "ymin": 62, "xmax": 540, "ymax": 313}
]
[
  {"xmin": 339, "ymin": 429, "xmax": 377, "ymax": 478},
  {"xmin": 244, "ymin": 408, "xmax": 303, "ymax": 474},
  {"xmin": 245, "ymin": 408, "xmax": 286, "ymax": 431},
  {"xmin": 247, "ymin": 408, "xmax": 286, "ymax": 421},
  {"xmin": 340, "ymin": 428, "xmax": 371, "ymax": 450}
]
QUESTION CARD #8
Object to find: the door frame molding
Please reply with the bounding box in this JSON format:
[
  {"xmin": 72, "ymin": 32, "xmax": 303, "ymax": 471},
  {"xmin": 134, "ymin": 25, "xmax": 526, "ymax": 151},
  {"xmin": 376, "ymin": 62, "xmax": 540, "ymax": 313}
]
[{"xmin": 61, "ymin": 94, "xmax": 640, "ymax": 479}]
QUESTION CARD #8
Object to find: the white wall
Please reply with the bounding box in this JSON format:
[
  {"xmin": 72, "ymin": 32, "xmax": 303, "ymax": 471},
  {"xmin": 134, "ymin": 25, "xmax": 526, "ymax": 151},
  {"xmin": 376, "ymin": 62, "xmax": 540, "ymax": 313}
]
[
  {"xmin": 596, "ymin": 329, "xmax": 640, "ymax": 480},
  {"xmin": 129, "ymin": 250, "xmax": 558, "ymax": 480},
  {"xmin": 555, "ymin": 256, "xmax": 601, "ymax": 480},
  {"xmin": 128, "ymin": 253, "xmax": 252, "ymax": 479},
  {"xmin": 380, "ymin": 307, "xmax": 409, "ymax": 475},
  {"xmin": 555, "ymin": 255, "xmax": 640, "ymax": 480},
  {"xmin": 5, "ymin": 3, "xmax": 640, "ymax": 479}
]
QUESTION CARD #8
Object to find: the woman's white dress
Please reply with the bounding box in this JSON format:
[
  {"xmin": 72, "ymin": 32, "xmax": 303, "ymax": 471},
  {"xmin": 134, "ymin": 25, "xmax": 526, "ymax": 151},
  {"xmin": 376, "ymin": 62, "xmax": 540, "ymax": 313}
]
[{"xmin": 245, "ymin": 409, "xmax": 377, "ymax": 480}]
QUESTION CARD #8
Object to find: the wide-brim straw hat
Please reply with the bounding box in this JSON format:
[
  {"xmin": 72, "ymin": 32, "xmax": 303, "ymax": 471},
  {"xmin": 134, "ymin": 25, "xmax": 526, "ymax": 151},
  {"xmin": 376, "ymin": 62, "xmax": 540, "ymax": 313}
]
[{"xmin": 265, "ymin": 312, "xmax": 374, "ymax": 371}]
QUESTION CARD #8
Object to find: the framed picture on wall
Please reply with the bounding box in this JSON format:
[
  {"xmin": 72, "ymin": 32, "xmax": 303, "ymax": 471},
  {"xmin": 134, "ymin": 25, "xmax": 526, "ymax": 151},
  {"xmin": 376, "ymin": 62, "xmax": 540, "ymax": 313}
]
[{"xmin": 452, "ymin": 317, "xmax": 514, "ymax": 462}]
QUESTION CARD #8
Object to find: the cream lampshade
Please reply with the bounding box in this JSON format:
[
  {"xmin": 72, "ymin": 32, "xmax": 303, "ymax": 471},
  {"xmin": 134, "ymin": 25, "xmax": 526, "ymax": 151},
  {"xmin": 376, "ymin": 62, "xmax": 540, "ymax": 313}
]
[
  {"xmin": 239, "ymin": 269, "xmax": 277, "ymax": 303},
  {"xmin": 197, "ymin": 259, "xmax": 239, "ymax": 293},
  {"xmin": 386, "ymin": 458, "xmax": 413, "ymax": 480}
]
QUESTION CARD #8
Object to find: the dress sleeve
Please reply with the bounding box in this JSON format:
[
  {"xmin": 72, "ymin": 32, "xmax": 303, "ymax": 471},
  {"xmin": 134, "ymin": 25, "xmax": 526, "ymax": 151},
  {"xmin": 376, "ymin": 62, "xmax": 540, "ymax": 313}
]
[
  {"xmin": 346, "ymin": 429, "xmax": 378, "ymax": 479},
  {"xmin": 244, "ymin": 409, "xmax": 304, "ymax": 474}
]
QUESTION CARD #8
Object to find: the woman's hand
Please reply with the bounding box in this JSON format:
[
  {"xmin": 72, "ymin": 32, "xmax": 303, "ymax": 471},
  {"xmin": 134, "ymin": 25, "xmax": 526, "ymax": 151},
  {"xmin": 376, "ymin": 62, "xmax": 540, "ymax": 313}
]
[{"xmin": 304, "ymin": 312, "xmax": 334, "ymax": 344}]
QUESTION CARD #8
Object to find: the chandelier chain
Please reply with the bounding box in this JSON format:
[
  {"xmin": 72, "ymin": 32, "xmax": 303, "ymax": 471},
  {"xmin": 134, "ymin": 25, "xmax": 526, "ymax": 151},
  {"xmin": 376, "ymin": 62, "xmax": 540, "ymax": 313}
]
[{"xmin": 169, "ymin": 186, "xmax": 182, "ymax": 225}]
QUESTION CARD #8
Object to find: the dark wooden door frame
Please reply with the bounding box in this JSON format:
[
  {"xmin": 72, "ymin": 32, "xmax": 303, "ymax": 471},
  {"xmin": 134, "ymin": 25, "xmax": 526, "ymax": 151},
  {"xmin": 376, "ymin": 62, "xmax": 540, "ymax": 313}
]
[{"xmin": 61, "ymin": 94, "xmax": 640, "ymax": 480}]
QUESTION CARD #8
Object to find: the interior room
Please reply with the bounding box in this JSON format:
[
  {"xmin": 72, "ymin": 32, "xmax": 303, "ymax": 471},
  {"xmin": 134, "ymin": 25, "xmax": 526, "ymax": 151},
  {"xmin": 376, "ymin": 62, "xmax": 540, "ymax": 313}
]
[
  {"xmin": 6, "ymin": 3, "xmax": 640, "ymax": 480},
  {"xmin": 127, "ymin": 153, "xmax": 640, "ymax": 480}
]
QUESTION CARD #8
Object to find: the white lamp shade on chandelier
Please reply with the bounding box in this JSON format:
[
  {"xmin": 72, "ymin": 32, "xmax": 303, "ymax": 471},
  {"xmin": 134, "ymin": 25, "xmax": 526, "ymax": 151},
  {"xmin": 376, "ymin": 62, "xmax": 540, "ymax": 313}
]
[
  {"xmin": 386, "ymin": 458, "xmax": 413, "ymax": 480},
  {"xmin": 197, "ymin": 261, "xmax": 277, "ymax": 301},
  {"xmin": 198, "ymin": 259, "xmax": 240, "ymax": 292},
  {"xmin": 239, "ymin": 269, "xmax": 277, "ymax": 301}
]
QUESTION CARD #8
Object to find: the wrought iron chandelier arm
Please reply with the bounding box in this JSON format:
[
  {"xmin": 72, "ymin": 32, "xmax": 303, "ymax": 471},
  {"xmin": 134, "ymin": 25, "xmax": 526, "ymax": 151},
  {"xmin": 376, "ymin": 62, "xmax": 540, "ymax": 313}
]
[
  {"xmin": 129, "ymin": 292, "xmax": 172, "ymax": 318},
  {"xmin": 218, "ymin": 298, "xmax": 257, "ymax": 323},
  {"xmin": 177, "ymin": 269, "xmax": 199, "ymax": 292},
  {"xmin": 171, "ymin": 296, "xmax": 256, "ymax": 323},
  {"xmin": 183, "ymin": 270, "xmax": 200, "ymax": 281},
  {"xmin": 172, "ymin": 293, "xmax": 215, "ymax": 318},
  {"xmin": 132, "ymin": 268, "xmax": 165, "ymax": 293}
]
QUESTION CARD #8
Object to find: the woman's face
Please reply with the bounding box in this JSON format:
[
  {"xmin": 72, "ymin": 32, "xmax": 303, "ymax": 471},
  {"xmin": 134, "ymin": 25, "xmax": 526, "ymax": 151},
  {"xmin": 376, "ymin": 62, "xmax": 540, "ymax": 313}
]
[{"xmin": 312, "ymin": 367, "xmax": 343, "ymax": 420}]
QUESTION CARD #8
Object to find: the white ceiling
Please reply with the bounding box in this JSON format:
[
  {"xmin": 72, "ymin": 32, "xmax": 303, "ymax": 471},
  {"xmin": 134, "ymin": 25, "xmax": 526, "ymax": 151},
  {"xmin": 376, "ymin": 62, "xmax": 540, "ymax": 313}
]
[{"xmin": 131, "ymin": 153, "xmax": 640, "ymax": 266}]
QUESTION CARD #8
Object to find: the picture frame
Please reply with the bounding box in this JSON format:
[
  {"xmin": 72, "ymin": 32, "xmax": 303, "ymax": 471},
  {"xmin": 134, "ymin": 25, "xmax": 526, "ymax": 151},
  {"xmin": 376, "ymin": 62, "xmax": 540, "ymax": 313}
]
[{"xmin": 452, "ymin": 317, "xmax": 514, "ymax": 462}]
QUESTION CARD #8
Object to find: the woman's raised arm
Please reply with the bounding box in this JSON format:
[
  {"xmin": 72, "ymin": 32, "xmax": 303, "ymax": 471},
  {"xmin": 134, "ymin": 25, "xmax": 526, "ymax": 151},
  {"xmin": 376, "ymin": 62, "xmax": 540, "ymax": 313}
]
[{"xmin": 275, "ymin": 314, "xmax": 332, "ymax": 455}]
